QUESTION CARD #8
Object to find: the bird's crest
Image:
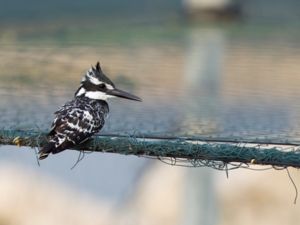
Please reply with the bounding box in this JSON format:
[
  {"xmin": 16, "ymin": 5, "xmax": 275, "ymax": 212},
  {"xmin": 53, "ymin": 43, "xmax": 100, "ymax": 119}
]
[
  {"xmin": 95, "ymin": 61, "xmax": 101, "ymax": 72},
  {"xmin": 83, "ymin": 61, "xmax": 114, "ymax": 87}
]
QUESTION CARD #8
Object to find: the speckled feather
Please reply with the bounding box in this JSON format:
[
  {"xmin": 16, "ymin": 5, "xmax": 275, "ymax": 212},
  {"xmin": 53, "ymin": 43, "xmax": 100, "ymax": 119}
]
[{"xmin": 40, "ymin": 96, "xmax": 109, "ymax": 157}]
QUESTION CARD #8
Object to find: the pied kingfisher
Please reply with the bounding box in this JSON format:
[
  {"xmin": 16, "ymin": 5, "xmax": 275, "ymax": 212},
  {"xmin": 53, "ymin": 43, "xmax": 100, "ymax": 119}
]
[{"xmin": 39, "ymin": 62, "xmax": 141, "ymax": 160}]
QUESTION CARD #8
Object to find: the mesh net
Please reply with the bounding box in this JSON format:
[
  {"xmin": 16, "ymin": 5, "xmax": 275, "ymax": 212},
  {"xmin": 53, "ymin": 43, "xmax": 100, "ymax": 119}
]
[{"xmin": 1, "ymin": 29, "xmax": 300, "ymax": 170}]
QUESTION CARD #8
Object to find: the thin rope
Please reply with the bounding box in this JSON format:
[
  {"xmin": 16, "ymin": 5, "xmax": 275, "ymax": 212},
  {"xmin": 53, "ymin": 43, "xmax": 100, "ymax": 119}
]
[{"xmin": 286, "ymin": 168, "xmax": 298, "ymax": 204}]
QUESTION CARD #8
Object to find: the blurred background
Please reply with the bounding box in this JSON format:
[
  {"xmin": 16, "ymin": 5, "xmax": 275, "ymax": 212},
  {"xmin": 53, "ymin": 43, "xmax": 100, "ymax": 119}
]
[{"xmin": 0, "ymin": 0, "xmax": 300, "ymax": 224}]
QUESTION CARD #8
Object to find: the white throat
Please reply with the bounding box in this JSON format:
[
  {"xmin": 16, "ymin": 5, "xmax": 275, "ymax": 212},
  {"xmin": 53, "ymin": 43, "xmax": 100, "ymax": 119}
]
[
  {"xmin": 76, "ymin": 87, "xmax": 114, "ymax": 100},
  {"xmin": 85, "ymin": 91, "xmax": 110, "ymax": 100}
]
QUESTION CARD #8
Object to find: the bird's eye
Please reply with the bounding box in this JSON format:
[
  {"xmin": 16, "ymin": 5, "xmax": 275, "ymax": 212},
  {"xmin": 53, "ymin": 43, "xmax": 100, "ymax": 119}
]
[{"xmin": 99, "ymin": 84, "xmax": 106, "ymax": 89}]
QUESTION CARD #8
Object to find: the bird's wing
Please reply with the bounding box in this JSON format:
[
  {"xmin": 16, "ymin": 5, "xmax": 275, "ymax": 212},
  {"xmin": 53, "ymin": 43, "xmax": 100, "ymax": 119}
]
[
  {"xmin": 48, "ymin": 101, "xmax": 74, "ymax": 135},
  {"xmin": 49, "ymin": 104, "xmax": 105, "ymax": 149}
]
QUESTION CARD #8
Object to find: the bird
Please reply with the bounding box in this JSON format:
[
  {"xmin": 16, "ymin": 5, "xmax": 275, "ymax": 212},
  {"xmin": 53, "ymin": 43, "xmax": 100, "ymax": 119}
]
[{"xmin": 38, "ymin": 62, "xmax": 141, "ymax": 160}]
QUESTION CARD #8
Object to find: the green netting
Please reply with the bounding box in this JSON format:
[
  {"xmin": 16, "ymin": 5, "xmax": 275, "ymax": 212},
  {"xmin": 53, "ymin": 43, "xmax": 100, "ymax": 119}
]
[
  {"xmin": 1, "ymin": 130, "xmax": 300, "ymax": 169},
  {"xmin": 1, "ymin": 26, "xmax": 300, "ymax": 173}
]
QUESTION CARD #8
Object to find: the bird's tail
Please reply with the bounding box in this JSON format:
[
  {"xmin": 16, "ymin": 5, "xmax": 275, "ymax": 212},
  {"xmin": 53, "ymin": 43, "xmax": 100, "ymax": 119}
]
[{"xmin": 38, "ymin": 141, "xmax": 56, "ymax": 160}]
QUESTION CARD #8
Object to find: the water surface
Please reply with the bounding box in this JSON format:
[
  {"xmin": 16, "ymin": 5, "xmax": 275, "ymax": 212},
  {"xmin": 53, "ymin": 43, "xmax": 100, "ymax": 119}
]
[
  {"xmin": 0, "ymin": 7, "xmax": 300, "ymax": 203},
  {"xmin": 1, "ymin": 23, "xmax": 300, "ymax": 144}
]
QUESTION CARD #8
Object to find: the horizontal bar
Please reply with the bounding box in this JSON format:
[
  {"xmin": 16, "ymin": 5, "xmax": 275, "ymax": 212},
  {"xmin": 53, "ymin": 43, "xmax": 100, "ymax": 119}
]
[{"xmin": 1, "ymin": 130, "xmax": 300, "ymax": 168}]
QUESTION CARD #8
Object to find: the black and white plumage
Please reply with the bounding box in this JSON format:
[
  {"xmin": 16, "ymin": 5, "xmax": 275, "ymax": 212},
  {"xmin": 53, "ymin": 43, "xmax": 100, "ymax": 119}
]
[{"xmin": 39, "ymin": 62, "xmax": 141, "ymax": 160}]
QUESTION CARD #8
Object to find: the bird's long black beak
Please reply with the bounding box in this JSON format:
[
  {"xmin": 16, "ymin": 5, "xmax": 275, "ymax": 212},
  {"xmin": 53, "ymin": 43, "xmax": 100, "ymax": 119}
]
[{"xmin": 107, "ymin": 88, "xmax": 142, "ymax": 101}]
